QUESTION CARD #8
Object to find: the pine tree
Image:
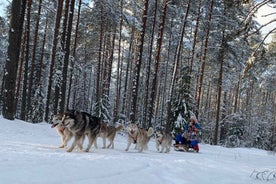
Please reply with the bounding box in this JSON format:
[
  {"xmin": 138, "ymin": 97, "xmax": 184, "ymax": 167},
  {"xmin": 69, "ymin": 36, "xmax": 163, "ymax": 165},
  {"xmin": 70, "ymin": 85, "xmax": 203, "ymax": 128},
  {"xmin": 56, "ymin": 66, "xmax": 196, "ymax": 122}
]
[{"xmin": 2, "ymin": 0, "xmax": 25, "ymax": 120}]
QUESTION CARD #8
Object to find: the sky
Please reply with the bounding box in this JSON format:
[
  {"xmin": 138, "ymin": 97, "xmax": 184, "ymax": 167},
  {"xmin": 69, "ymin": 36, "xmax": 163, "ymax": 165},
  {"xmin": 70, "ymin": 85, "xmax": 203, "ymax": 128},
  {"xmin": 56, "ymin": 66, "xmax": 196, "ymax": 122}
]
[
  {"xmin": 255, "ymin": 3, "xmax": 276, "ymax": 43},
  {"xmin": 0, "ymin": 117, "xmax": 275, "ymax": 184},
  {"xmin": 0, "ymin": 0, "xmax": 8, "ymax": 17}
]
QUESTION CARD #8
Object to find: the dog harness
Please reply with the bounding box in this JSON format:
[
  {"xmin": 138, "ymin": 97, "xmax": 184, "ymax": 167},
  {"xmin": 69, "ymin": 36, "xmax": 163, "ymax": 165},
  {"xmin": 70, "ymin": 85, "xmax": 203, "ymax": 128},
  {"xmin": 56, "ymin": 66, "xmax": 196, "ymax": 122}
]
[{"xmin": 129, "ymin": 133, "xmax": 137, "ymax": 144}]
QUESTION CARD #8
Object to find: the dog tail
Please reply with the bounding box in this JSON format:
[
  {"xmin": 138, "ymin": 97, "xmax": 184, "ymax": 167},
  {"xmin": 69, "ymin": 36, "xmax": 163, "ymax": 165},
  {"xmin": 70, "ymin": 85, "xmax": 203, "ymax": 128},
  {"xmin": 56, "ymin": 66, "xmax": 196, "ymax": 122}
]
[
  {"xmin": 116, "ymin": 124, "xmax": 124, "ymax": 132},
  {"xmin": 147, "ymin": 127, "xmax": 154, "ymax": 137}
]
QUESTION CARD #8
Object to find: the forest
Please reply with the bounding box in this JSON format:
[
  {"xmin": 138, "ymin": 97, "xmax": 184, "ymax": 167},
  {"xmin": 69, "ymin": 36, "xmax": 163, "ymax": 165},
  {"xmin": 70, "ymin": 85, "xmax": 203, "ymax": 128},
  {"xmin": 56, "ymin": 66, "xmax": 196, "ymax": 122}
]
[{"xmin": 0, "ymin": 0, "xmax": 275, "ymax": 151}]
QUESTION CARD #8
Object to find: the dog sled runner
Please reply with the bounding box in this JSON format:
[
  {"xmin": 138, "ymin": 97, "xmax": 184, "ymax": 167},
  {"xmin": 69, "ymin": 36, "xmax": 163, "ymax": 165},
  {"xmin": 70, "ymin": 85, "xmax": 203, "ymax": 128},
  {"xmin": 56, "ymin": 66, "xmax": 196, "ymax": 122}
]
[{"xmin": 173, "ymin": 144, "xmax": 199, "ymax": 153}]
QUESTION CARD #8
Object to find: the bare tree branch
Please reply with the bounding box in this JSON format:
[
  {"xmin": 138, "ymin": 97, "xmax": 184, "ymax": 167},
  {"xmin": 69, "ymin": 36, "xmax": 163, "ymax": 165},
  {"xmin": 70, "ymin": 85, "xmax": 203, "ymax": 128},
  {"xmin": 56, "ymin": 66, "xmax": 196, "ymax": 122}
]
[
  {"xmin": 244, "ymin": 0, "xmax": 272, "ymax": 24},
  {"xmin": 248, "ymin": 18, "xmax": 276, "ymax": 36}
]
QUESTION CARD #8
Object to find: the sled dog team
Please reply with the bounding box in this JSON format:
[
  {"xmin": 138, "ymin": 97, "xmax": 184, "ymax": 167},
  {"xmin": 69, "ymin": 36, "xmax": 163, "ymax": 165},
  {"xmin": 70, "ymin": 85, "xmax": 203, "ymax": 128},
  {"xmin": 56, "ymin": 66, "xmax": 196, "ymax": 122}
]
[{"xmin": 51, "ymin": 110, "xmax": 173, "ymax": 153}]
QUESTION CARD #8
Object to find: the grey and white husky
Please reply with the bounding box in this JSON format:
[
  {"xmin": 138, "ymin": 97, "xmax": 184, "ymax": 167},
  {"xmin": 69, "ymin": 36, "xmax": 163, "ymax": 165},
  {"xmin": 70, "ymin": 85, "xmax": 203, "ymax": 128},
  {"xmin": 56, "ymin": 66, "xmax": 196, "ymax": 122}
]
[
  {"xmin": 155, "ymin": 130, "xmax": 172, "ymax": 153},
  {"xmin": 61, "ymin": 110, "xmax": 101, "ymax": 152},
  {"xmin": 51, "ymin": 114, "xmax": 73, "ymax": 148},
  {"xmin": 125, "ymin": 123, "xmax": 154, "ymax": 153},
  {"xmin": 95, "ymin": 123, "xmax": 123, "ymax": 149}
]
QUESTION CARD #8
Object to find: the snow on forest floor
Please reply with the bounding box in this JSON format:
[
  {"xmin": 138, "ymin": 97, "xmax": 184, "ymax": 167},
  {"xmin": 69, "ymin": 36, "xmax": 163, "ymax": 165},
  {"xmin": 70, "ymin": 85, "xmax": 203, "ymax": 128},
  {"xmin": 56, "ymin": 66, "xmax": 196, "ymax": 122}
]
[{"xmin": 0, "ymin": 117, "xmax": 275, "ymax": 184}]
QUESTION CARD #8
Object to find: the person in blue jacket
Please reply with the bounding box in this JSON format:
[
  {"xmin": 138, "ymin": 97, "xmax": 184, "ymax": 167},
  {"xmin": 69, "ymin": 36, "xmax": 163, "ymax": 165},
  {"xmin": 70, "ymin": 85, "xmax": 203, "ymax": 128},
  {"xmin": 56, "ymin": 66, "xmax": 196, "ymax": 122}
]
[
  {"xmin": 175, "ymin": 117, "xmax": 200, "ymax": 152},
  {"xmin": 175, "ymin": 132, "xmax": 190, "ymax": 145}
]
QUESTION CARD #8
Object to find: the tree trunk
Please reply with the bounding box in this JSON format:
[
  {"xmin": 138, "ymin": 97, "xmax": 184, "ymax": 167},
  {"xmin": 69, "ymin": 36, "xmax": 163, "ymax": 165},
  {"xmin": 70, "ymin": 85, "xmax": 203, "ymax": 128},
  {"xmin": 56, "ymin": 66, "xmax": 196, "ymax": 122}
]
[
  {"xmin": 213, "ymin": 4, "xmax": 227, "ymax": 145},
  {"xmin": 143, "ymin": 0, "xmax": 158, "ymax": 125},
  {"xmin": 61, "ymin": 0, "xmax": 70, "ymax": 50},
  {"xmin": 130, "ymin": 0, "xmax": 149, "ymax": 123},
  {"xmin": 20, "ymin": 29, "xmax": 28, "ymax": 120},
  {"xmin": 160, "ymin": 17, "xmax": 173, "ymax": 127},
  {"xmin": 28, "ymin": 0, "xmax": 42, "ymax": 121},
  {"xmin": 59, "ymin": 0, "xmax": 75, "ymax": 113},
  {"xmin": 121, "ymin": 26, "xmax": 134, "ymax": 116},
  {"xmin": 2, "ymin": 0, "xmax": 25, "ymax": 120},
  {"xmin": 113, "ymin": 0, "xmax": 123, "ymax": 123},
  {"xmin": 196, "ymin": 0, "xmax": 214, "ymax": 118},
  {"xmin": 102, "ymin": 28, "xmax": 116, "ymax": 120},
  {"xmin": 21, "ymin": 0, "xmax": 32, "ymax": 121},
  {"xmin": 14, "ymin": 29, "xmax": 26, "ymax": 114},
  {"xmin": 53, "ymin": 0, "xmax": 69, "ymax": 113},
  {"xmin": 165, "ymin": 0, "xmax": 190, "ymax": 131},
  {"xmin": 44, "ymin": 0, "xmax": 64, "ymax": 121},
  {"xmin": 37, "ymin": 17, "xmax": 48, "ymax": 85},
  {"xmin": 95, "ymin": 4, "xmax": 104, "ymax": 116},
  {"xmin": 67, "ymin": 0, "xmax": 82, "ymax": 110},
  {"xmin": 233, "ymin": 75, "xmax": 241, "ymax": 113},
  {"xmin": 26, "ymin": 0, "xmax": 35, "ymax": 119},
  {"xmin": 147, "ymin": 0, "xmax": 169, "ymax": 128},
  {"xmin": 188, "ymin": 0, "xmax": 201, "ymax": 75}
]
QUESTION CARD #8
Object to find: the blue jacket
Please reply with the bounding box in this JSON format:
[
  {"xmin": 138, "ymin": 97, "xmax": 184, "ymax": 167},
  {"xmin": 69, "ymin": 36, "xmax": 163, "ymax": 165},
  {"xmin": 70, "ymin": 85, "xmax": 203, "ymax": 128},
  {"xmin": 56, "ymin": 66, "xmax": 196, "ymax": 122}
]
[{"xmin": 184, "ymin": 122, "xmax": 201, "ymax": 131}]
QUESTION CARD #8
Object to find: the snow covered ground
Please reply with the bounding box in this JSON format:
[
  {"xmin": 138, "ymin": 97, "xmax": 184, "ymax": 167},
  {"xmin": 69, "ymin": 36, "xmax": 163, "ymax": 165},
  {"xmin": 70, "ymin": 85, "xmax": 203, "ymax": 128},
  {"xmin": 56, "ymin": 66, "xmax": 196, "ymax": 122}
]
[{"xmin": 0, "ymin": 117, "xmax": 275, "ymax": 184}]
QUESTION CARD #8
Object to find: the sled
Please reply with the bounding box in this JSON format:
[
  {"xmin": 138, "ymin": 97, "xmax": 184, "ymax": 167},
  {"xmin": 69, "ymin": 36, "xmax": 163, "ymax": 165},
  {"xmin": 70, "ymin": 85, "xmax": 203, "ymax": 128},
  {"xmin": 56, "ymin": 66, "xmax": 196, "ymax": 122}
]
[{"xmin": 173, "ymin": 144, "xmax": 199, "ymax": 153}]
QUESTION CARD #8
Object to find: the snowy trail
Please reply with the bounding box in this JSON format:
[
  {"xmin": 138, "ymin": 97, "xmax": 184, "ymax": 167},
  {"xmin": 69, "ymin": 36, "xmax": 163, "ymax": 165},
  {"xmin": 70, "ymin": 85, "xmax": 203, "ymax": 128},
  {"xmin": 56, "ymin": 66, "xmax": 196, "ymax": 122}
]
[{"xmin": 0, "ymin": 118, "xmax": 275, "ymax": 184}]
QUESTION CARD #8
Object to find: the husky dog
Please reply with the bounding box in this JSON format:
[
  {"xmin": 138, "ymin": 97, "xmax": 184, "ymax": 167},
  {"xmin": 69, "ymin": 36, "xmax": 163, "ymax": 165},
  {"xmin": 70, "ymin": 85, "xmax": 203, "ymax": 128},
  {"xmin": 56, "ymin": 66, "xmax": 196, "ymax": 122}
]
[
  {"xmin": 155, "ymin": 130, "xmax": 172, "ymax": 153},
  {"xmin": 125, "ymin": 123, "xmax": 154, "ymax": 153},
  {"xmin": 95, "ymin": 123, "xmax": 123, "ymax": 149},
  {"xmin": 51, "ymin": 114, "xmax": 73, "ymax": 148},
  {"xmin": 61, "ymin": 110, "xmax": 101, "ymax": 152}
]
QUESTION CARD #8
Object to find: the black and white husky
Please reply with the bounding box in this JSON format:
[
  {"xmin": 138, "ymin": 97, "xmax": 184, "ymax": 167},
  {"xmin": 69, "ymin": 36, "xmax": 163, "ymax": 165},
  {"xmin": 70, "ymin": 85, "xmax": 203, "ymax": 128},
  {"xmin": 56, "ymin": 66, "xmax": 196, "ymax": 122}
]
[{"xmin": 61, "ymin": 110, "xmax": 101, "ymax": 152}]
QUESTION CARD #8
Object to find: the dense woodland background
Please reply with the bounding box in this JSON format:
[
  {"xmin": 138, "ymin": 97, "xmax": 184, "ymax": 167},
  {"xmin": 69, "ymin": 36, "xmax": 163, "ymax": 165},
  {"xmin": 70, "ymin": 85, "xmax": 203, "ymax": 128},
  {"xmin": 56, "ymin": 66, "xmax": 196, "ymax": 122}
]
[{"xmin": 0, "ymin": 0, "xmax": 275, "ymax": 151}]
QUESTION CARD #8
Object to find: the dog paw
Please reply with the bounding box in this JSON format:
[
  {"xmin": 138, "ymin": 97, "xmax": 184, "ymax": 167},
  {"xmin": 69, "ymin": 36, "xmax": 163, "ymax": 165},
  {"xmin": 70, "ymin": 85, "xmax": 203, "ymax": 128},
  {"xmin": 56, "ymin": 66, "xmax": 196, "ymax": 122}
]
[
  {"xmin": 59, "ymin": 145, "xmax": 65, "ymax": 148},
  {"xmin": 66, "ymin": 149, "xmax": 73, "ymax": 152},
  {"xmin": 83, "ymin": 149, "xmax": 90, "ymax": 152}
]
